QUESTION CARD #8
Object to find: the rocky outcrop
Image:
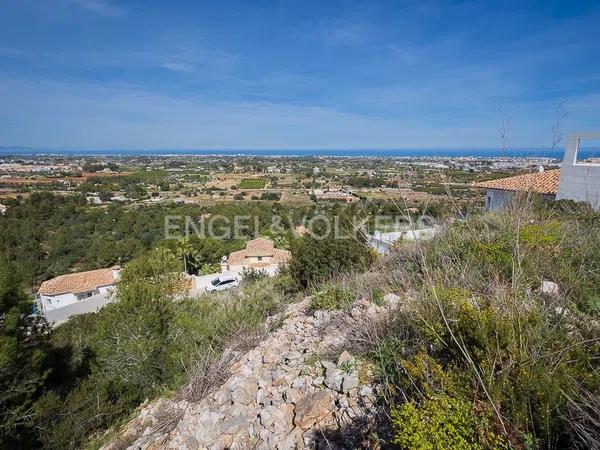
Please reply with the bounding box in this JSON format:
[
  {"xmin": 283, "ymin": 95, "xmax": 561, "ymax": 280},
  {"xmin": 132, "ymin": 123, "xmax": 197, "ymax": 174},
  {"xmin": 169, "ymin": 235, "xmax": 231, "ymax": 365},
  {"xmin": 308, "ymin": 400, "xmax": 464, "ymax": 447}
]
[{"xmin": 104, "ymin": 296, "xmax": 397, "ymax": 450}]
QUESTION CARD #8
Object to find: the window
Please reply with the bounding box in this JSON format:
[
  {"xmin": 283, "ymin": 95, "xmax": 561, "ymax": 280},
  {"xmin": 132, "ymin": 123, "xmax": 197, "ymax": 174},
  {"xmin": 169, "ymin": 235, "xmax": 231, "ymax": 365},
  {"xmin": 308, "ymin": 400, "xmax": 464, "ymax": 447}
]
[
  {"xmin": 77, "ymin": 291, "xmax": 94, "ymax": 301},
  {"xmin": 257, "ymin": 256, "xmax": 263, "ymax": 261}
]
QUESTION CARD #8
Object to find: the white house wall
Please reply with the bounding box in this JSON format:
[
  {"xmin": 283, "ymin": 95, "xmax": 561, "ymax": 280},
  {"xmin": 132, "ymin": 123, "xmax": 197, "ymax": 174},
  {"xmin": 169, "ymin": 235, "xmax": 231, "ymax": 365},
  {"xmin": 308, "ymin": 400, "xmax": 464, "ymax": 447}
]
[
  {"xmin": 41, "ymin": 285, "xmax": 115, "ymax": 312},
  {"xmin": 44, "ymin": 293, "xmax": 114, "ymax": 326},
  {"xmin": 485, "ymin": 189, "xmax": 514, "ymax": 211},
  {"xmin": 41, "ymin": 292, "xmax": 78, "ymax": 311},
  {"xmin": 98, "ymin": 285, "xmax": 114, "ymax": 294},
  {"xmin": 557, "ymin": 134, "xmax": 600, "ymax": 210}
]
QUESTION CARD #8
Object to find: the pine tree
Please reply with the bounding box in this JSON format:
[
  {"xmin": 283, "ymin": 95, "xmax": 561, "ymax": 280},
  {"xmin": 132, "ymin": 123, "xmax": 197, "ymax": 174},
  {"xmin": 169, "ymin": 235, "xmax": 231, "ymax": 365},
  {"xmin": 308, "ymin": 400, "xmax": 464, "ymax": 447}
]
[{"xmin": 0, "ymin": 258, "xmax": 49, "ymax": 447}]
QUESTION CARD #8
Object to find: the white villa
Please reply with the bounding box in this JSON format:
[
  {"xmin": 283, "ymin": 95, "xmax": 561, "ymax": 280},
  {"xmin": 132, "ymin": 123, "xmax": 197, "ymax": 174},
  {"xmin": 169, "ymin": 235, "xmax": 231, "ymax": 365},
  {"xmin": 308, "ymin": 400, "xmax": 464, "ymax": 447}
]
[
  {"xmin": 37, "ymin": 265, "xmax": 121, "ymax": 312},
  {"xmin": 476, "ymin": 133, "xmax": 600, "ymax": 211},
  {"xmin": 221, "ymin": 238, "xmax": 291, "ymax": 274},
  {"xmin": 475, "ymin": 168, "xmax": 560, "ymax": 211}
]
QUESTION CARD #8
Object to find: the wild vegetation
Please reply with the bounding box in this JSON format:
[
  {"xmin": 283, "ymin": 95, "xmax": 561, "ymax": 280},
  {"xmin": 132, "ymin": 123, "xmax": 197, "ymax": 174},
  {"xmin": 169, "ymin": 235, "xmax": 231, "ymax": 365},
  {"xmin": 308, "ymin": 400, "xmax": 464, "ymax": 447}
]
[
  {"xmin": 2, "ymin": 185, "xmax": 598, "ymax": 449},
  {"xmin": 0, "ymin": 248, "xmax": 289, "ymax": 449},
  {"xmin": 311, "ymin": 197, "xmax": 600, "ymax": 449},
  {"xmin": 0, "ymin": 192, "xmax": 315, "ymax": 287}
]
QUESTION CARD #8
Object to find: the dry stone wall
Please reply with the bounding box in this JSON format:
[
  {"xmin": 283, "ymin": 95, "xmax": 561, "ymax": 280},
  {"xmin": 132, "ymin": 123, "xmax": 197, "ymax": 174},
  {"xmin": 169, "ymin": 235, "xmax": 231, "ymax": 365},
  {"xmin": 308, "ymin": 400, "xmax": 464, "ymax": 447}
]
[{"xmin": 105, "ymin": 294, "xmax": 401, "ymax": 450}]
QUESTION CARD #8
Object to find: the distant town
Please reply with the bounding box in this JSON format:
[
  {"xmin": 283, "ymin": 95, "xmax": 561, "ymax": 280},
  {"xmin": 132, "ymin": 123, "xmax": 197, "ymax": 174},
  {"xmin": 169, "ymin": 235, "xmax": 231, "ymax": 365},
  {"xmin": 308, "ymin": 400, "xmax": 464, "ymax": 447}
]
[{"xmin": 0, "ymin": 153, "xmax": 563, "ymax": 212}]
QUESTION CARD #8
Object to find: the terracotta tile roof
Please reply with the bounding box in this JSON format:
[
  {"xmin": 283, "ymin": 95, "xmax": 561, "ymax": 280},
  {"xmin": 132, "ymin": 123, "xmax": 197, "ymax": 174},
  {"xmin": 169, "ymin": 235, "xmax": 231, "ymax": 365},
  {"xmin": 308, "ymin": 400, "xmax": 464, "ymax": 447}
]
[
  {"xmin": 38, "ymin": 268, "xmax": 116, "ymax": 296},
  {"xmin": 227, "ymin": 238, "xmax": 291, "ymax": 265},
  {"xmin": 245, "ymin": 238, "xmax": 277, "ymax": 256},
  {"xmin": 473, "ymin": 169, "xmax": 560, "ymax": 195}
]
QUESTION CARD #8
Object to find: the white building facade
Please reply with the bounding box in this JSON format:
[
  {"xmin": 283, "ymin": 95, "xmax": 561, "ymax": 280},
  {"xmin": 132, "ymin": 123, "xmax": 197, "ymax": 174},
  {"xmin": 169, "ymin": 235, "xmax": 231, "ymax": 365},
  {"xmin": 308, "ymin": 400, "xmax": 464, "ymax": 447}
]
[
  {"xmin": 477, "ymin": 133, "xmax": 600, "ymax": 212},
  {"xmin": 38, "ymin": 266, "xmax": 120, "ymax": 312},
  {"xmin": 556, "ymin": 133, "xmax": 600, "ymax": 210},
  {"xmin": 220, "ymin": 238, "xmax": 291, "ymax": 274}
]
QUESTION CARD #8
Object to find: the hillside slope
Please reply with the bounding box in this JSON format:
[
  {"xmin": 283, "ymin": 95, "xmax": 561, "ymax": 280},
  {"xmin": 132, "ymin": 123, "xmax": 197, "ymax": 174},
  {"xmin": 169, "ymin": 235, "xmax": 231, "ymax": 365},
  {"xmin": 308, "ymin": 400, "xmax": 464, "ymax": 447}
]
[
  {"xmin": 104, "ymin": 296, "xmax": 398, "ymax": 449},
  {"xmin": 104, "ymin": 202, "xmax": 600, "ymax": 450}
]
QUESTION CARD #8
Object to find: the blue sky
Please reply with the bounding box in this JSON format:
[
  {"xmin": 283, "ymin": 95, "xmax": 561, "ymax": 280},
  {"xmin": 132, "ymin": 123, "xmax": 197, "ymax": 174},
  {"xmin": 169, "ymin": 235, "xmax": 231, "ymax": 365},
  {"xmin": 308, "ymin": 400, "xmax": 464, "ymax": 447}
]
[{"xmin": 1, "ymin": 0, "xmax": 599, "ymax": 150}]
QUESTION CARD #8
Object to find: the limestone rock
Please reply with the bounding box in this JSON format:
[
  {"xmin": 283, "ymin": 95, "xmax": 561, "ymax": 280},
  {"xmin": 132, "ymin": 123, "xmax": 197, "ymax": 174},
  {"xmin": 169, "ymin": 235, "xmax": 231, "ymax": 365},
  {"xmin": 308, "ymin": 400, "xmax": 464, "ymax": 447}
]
[
  {"xmin": 262, "ymin": 350, "xmax": 280, "ymax": 364},
  {"xmin": 294, "ymin": 391, "xmax": 335, "ymax": 430},
  {"xmin": 312, "ymin": 376, "xmax": 325, "ymax": 386},
  {"xmin": 259, "ymin": 404, "xmax": 294, "ymax": 435},
  {"xmin": 230, "ymin": 377, "xmax": 258, "ymax": 405},
  {"xmin": 284, "ymin": 351, "xmax": 303, "ymax": 363},
  {"xmin": 188, "ymin": 409, "xmax": 225, "ymax": 447},
  {"xmin": 277, "ymin": 426, "xmax": 303, "ymax": 450},
  {"xmin": 337, "ymin": 350, "xmax": 354, "ymax": 367},
  {"xmin": 324, "ymin": 366, "xmax": 344, "ymax": 392},
  {"xmin": 342, "ymin": 371, "xmax": 360, "ymax": 393},
  {"xmin": 271, "ymin": 370, "xmax": 287, "ymax": 387},
  {"xmin": 282, "ymin": 387, "xmax": 303, "ymax": 404},
  {"xmin": 541, "ymin": 280, "xmax": 560, "ymax": 296},
  {"xmin": 220, "ymin": 414, "xmax": 248, "ymax": 435},
  {"xmin": 384, "ymin": 292, "xmax": 401, "ymax": 308},
  {"xmin": 350, "ymin": 307, "xmax": 362, "ymax": 320}
]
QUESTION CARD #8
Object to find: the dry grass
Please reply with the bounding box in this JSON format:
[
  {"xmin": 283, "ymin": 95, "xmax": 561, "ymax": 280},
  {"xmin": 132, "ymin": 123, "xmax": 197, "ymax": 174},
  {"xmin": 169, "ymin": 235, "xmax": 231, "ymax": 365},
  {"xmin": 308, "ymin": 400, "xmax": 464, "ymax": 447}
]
[
  {"xmin": 179, "ymin": 347, "xmax": 238, "ymax": 403},
  {"xmin": 563, "ymin": 387, "xmax": 600, "ymax": 450}
]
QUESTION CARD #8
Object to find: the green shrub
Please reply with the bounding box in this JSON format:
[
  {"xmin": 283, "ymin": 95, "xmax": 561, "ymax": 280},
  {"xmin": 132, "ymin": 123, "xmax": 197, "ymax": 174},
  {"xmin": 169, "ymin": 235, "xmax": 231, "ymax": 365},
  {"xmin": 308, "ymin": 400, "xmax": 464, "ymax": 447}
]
[
  {"xmin": 587, "ymin": 296, "xmax": 600, "ymax": 314},
  {"xmin": 259, "ymin": 191, "xmax": 281, "ymax": 201},
  {"xmin": 472, "ymin": 240, "xmax": 513, "ymax": 277},
  {"xmin": 391, "ymin": 394, "xmax": 507, "ymax": 450},
  {"xmin": 270, "ymin": 266, "xmax": 300, "ymax": 295},
  {"xmin": 553, "ymin": 225, "xmax": 600, "ymax": 314},
  {"xmin": 518, "ymin": 222, "xmax": 560, "ymax": 249},
  {"xmin": 241, "ymin": 267, "xmax": 268, "ymax": 283},
  {"xmin": 371, "ymin": 288, "xmax": 385, "ymax": 306},
  {"xmin": 369, "ymin": 207, "xmax": 600, "ymax": 448},
  {"xmin": 310, "ymin": 283, "xmax": 355, "ymax": 310},
  {"xmin": 289, "ymin": 234, "xmax": 374, "ymax": 288}
]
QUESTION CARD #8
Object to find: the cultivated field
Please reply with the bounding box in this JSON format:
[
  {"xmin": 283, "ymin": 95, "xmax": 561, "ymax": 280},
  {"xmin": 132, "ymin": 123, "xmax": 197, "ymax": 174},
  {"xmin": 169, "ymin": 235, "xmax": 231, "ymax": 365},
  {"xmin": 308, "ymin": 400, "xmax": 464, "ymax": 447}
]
[{"xmin": 239, "ymin": 178, "xmax": 268, "ymax": 189}]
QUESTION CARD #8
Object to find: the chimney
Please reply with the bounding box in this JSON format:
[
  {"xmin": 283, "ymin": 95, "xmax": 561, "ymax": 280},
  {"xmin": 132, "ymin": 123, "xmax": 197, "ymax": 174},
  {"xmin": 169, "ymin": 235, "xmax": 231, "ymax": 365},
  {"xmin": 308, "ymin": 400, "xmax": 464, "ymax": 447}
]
[{"xmin": 111, "ymin": 265, "xmax": 121, "ymax": 281}]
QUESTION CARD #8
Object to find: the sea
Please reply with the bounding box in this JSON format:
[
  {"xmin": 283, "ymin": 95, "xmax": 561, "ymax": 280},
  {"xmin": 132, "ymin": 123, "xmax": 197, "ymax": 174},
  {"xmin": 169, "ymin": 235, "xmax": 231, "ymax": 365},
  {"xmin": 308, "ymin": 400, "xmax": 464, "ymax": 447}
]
[{"xmin": 0, "ymin": 147, "xmax": 598, "ymax": 159}]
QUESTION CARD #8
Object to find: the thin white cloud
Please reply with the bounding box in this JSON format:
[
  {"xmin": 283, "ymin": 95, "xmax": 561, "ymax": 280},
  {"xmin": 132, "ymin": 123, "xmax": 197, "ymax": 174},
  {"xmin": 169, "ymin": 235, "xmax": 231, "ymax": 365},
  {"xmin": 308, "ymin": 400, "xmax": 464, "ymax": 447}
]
[
  {"xmin": 15, "ymin": 41, "xmax": 239, "ymax": 76},
  {"xmin": 161, "ymin": 62, "xmax": 196, "ymax": 73},
  {"xmin": 120, "ymin": 44, "xmax": 238, "ymax": 74},
  {"xmin": 0, "ymin": 75, "xmax": 492, "ymax": 149},
  {"xmin": 3, "ymin": 75, "xmax": 596, "ymax": 150},
  {"xmin": 69, "ymin": 0, "xmax": 126, "ymax": 17}
]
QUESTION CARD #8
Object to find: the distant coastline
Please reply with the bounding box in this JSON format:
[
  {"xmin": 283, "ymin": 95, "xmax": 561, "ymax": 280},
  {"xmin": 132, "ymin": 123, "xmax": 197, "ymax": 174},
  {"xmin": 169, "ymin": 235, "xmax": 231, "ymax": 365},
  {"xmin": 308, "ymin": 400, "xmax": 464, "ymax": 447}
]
[{"xmin": 0, "ymin": 146, "xmax": 584, "ymax": 159}]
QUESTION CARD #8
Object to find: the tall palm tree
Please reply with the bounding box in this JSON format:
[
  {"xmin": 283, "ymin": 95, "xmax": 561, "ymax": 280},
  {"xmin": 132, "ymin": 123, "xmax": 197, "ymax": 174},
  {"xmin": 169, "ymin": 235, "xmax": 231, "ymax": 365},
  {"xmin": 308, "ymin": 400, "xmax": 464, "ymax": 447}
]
[{"xmin": 175, "ymin": 238, "xmax": 192, "ymax": 274}]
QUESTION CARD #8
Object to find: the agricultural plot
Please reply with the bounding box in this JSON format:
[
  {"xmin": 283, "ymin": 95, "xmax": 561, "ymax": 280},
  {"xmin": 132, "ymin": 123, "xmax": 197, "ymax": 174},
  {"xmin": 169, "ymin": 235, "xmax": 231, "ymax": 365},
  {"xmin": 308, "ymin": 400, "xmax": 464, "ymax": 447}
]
[{"xmin": 239, "ymin": 178, "xmax": 268, "ymax": 189}]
